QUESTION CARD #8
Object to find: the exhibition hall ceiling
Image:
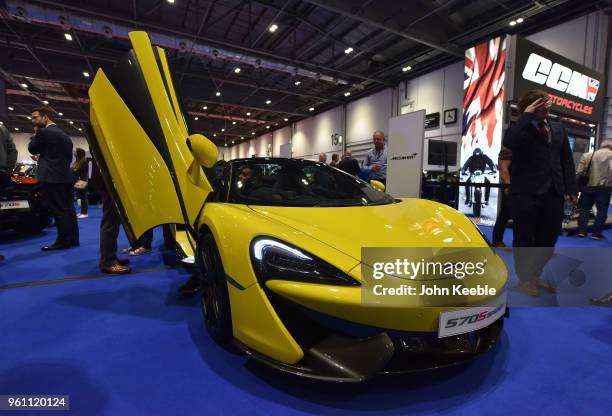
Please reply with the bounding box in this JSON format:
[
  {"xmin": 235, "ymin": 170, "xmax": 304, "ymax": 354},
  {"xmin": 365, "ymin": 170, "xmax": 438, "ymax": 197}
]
[{"xmin": 0, "ymin": 0, "xmax": 610, "ymax": 145}]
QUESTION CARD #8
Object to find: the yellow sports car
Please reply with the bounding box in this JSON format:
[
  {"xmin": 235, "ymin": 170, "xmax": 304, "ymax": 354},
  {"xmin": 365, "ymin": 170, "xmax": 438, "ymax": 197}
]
[{"xmin": 85, "ymin": 32, "xmax": 508, "ymax": 382}]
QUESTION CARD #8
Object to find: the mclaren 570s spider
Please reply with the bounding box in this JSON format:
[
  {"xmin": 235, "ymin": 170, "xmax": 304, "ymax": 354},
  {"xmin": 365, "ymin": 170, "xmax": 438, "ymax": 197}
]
[{"xmin": 85, "ymin": 31, "xmax": 508, "ymax": 383}]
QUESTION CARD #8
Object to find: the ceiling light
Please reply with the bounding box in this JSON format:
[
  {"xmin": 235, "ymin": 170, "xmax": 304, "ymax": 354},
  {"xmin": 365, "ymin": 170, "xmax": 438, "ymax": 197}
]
[
  {"xmin": 14, "ymin": 127, "xmax": 19, "ymax": 131},
  {"xmin": 213, "ymin": 133, "xmax": 217, "ymax": 137},
  {"xmin": 27, "ymin": 116, "xmax": 31, "ymax": 120},
  {"xmin": 402, "ymin": 66, "xmax": 412, "ymax": 72},
  {"xmin": 58, "ymin": 112, "xmax": 63, "ymax": 116},
  {"xmin": 283, "ymin": 118, "xmax": 288, "ymax": 122},
  {"xmin": 246, "ymin": 112, "xmax": 251, "ymax": 116},
  {"xmin": 194, "ymin": 117, "xmax": 199, "ymax": 120},
  {"xmin": 20, "ymin": 83, "xmax": 28, "ymax": 88},
  {"xmin": 167, "ymin": 0, "xmax": 175, "ymax": 3},
  {"xmin": 308, "ymin": 107, "xmax": 314, "ymax": 111},
  {"xmin": 251, "ymin": 132, "xmax": 255, "ymax": 135},
  {"xmin": 203, "ymin": 106, "xmax": 207, "ymax": 110},
  {"xmin": 344, "ymin": 47, "xmax": 354, "ymax": 54},
  {"xmin": 83, "ymin": 71, "xmax": 90, "ymax": 77},
  {"xmin": 69, "ymin": 121, "xmax": 74, "ymax": 124},
  {"xmin": 234, "ymin": 67, "xmax": 241, "ymax": 74},
  {"xmin": 516, "ymin": 17, "xmax": 524, "ymax": 23},
  {"xmin": 231, "ymin": 140, "xmax": 235, "ymax": 144},
  {"xmin": 265, "ymin": 100, "xmax": 271, "ymax": 105},
  {"xmin": 241, "ymin": 136, "xmax": 244, "ymax": 139},
  {"xmin": 269, "ymin": 24, "xmax": 278, "ymax": 33},
  {"xmin": 294, "ymin": 80, "xmax": 301, "ymax": 86},
  {"xmin": 266, "ymin": 125, "xmax": 270, "ymax": 129},
  {"xmin": 64, "ymin": 33, "xmax": 73, "ymax": 41},
  {"xmin": 43, "ymin": 100, "xmax": 49, "ymax": 105},
  {"xmin": 78, "ymin": 128, "xmax": 82, "ymax": 131},
  {"xmin": 344, "ymin": 91, "xmax": 351, "ymax": 97},
  {"xmin": 509, "ymin": 20, "xmax": 517, "ymax": 26},
  {"xmin": 8, "ymin": 106, "xmax": 14, "ymax": 111},
  {"xmin": 215, "ymin": 91, "xmax": 221, "ymax": 96},
  {"xmin": 0, "ymin": 121, "xmax": 3, "ymax": 125},
  {"xmin": 221, "ymin": 128, "xmax": 225, "ymax": 132},
  {"xmin": 232, "ymin": 121, "xmax": 236, "ymax": 125}
]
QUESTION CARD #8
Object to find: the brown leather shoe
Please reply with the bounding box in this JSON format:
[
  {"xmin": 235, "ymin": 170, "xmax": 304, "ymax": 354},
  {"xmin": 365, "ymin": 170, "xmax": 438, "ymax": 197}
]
[
  {"xmin": 117, "ymin": 258, "xmax": 130, "ymax": 266},
  {"xmin": 101, "ymin": 264, "xmax": 131, "ymax": 274},
  {"xmin": 518, "ymin": 281, "xmax": 540, "ymax": 297},
  {"xmin": 535, "ymin": 278, "xmax": 557, "ymax": 293}
]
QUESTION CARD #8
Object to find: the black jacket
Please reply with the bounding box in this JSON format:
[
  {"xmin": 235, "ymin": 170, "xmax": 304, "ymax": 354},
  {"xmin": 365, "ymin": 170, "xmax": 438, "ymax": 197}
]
[
  {"xmin": 461, "ymin": 153, "xmax": 496, "ymax": 174},
  {"xmin": 28, "ymin": 124, "xmax": 75, "ymax": 184},
  {"xmin": 502, "ymin": 113, "xmax": 577, "ymax": 196},
  {"xmin": 0, "ymin": 124, "xmax": 18, "ymax": 171},
  {"xmin": 338, "ymin": 157, "xmax": 361, "ymax": 176}
]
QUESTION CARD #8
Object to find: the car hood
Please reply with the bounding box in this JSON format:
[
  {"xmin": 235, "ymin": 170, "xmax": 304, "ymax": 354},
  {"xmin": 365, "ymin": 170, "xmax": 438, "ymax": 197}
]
[{"xmin": 248, "ymin": 198, "xmax": 488, "ymax": 264}]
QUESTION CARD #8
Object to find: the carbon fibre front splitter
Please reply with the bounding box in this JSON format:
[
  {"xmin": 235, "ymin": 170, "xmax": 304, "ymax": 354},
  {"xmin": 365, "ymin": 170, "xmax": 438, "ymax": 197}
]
[{"xmin": 233, "ymin": 318, "xmax": 504, "ymax": 383}]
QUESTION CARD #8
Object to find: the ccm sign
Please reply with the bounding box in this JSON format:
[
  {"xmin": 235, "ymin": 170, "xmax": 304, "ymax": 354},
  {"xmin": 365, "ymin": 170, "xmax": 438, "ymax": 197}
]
[{"xmin": 522, "ymin": 53, "xmax": 600, "ymax": 115}]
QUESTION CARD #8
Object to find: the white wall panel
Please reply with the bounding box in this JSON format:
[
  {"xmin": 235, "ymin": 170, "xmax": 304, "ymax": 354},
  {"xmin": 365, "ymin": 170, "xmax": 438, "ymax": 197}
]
[
  {"xmin": 272, "ymin": 126, "xmax": 291, "ymax": 157},
  {"xmin": 293, "ymin": 106, "xmax": 343, "ymax": 158},
  {"xmin": 255, "ymin": 133, "xmax": 272, "ymax": 157},
  {"xmin": 347, "ymin": 89, "xmax": 392, "ymax": 143}
]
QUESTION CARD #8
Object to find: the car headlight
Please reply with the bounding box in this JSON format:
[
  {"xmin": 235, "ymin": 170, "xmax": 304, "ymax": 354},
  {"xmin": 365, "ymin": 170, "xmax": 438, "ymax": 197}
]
[{"xmin": 250, "ymin": 237, "xmax": 360, "ymax": 286}]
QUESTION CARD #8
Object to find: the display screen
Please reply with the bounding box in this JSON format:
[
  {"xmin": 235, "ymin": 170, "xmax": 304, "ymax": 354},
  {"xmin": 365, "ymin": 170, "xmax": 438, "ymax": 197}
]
[
  {"xmin": 428, "ymin": 140, "xmax": 457, "ymax": 166},
  {"xmin": 460, "ymin": 36, "xmax": 506, "ymax": 224}
]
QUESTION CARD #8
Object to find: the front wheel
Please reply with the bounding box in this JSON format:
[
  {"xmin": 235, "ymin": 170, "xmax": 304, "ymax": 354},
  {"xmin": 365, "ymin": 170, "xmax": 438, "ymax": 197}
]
[{"xmin": 197, "ymin": 232, "xmax": 233, "ymax": 344}]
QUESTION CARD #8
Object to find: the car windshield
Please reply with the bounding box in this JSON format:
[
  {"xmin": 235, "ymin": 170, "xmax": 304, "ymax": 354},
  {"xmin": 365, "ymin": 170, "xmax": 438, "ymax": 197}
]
[{"xmin": 228, "ymin": 159, "xmax": 394, "ymax": 207}]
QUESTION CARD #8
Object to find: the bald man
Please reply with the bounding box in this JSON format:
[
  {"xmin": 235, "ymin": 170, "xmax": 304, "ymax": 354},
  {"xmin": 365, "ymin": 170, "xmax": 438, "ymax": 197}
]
[
  {"xmin": 318, "ymin": 152, "xmax": 327, "ymax": 163},
  {"xmin": 363, "ymin": 130, "xmax": 387, "ymax": 184}
]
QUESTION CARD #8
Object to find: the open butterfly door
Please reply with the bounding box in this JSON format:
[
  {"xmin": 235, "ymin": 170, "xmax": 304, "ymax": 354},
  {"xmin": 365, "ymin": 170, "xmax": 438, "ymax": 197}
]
[{"xmin": 86, "ymin": 31, "xmax": 216, "ymax": 252}]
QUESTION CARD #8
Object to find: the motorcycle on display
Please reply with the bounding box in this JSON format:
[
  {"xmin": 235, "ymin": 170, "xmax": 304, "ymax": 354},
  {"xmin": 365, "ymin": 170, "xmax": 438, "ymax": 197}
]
[{"xmin": 465, "ymin": 169, "xmax": 497, "ymax": 218}]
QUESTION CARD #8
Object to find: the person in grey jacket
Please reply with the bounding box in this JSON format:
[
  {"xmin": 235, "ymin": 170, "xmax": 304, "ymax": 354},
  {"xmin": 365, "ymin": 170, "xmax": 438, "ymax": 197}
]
[{"xmin": 0, "ymin": 124, "xmax": 17, "ymax": 172}]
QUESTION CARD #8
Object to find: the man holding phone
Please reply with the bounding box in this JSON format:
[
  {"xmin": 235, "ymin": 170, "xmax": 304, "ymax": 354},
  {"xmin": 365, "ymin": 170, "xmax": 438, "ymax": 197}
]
[{"xmin": 502, "ymin": 90, "xmax": 578, "ymax": 296}]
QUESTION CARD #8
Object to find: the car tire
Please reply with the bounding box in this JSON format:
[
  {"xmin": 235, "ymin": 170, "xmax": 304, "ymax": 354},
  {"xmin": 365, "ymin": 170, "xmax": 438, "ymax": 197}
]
[
  {"xmin": 198, "ymin": 232, "xmax": 233, "ymax": 344},
  {"xmin": 162, "ymin": 224, "xmax": 175, "ymax": 249}
]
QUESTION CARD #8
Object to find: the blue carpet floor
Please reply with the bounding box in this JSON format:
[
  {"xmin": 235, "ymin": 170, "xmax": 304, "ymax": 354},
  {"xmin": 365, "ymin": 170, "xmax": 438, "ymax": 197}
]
[{"xmin": 1, "ymin": 207, "xmax": 611, "ymax": 415}]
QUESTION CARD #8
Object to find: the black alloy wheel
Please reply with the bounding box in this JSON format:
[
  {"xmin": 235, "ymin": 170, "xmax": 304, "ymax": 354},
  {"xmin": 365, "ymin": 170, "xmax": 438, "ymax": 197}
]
[{"xmin": 197, "ymin": 232, "xmax": 233, "ymax": 344}]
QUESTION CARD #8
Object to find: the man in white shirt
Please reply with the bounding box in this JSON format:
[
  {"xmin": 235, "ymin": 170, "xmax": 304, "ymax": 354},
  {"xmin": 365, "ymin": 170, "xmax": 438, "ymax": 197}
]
[{"xmin": 576, "ymin": 139, "xmax": 612, "ymax": 240}]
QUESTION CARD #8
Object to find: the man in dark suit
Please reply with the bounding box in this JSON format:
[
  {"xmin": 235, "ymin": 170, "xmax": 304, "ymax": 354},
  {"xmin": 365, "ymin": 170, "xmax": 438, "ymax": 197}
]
[
  {"xmin": 28, "ymin": 107, "xmax": 79, "ymax": 250},
  {"xmin": 338, "ymin": 150, "xmax": 361, "ymax": 176},
  {"xmin": 502, "ymin": 90, "xmax": 578, "ymax": 296}
]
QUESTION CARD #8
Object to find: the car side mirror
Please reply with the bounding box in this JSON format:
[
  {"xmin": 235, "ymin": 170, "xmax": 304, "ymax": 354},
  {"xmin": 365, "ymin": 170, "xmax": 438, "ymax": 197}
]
[
  {"xmin": 370, "ymin": 179, "xmax": 385, "ymax": 192},
  {"xmin": 187, "ymin": 134, "xmax": 218, "ymax": 168}
]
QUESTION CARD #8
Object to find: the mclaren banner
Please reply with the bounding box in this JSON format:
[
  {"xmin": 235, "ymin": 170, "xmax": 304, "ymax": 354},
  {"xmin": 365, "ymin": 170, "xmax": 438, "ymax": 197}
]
[{"xmin": 514, "ymin": 36, "xmax": 604, "ymax": 123}]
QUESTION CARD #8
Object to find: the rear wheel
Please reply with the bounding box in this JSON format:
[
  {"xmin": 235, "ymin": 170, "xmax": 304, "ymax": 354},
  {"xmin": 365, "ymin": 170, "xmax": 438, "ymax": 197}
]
[{"xmin": 197, "ymin": 232, "xmax": 233, "ymax": 344}]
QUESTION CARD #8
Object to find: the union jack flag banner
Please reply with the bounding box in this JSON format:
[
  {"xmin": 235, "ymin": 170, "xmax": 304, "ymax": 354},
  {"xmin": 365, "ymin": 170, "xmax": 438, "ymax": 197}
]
[
  {"xmin": 586, "ymin": 77, "xmax": 600, "ymax": 102},
  {"xmin": 460, "ymin": 36, "xmax": 506, "ymax": 225}
]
